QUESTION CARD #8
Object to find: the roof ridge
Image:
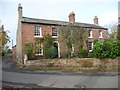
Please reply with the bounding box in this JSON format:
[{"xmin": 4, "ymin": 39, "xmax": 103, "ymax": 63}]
[
  {"xmin": 22, "ymin": 16, "xmax": 107, "ymax": 29},
  {"xmin": 22, "ymin": 16, "xmax": 68, "ymax": 23}
]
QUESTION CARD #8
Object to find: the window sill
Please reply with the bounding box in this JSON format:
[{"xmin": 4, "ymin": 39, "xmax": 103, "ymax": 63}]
[
  {"xmin": 88, "ymin": 37, "xmax": 93, "ymax": 38},
  {"xmin": 89, "ymin": 50, "xmax": 92, "ymax": 52},
  {"xmin": 52, "ymin": 36, "xmax": 58, "ymax": 38},
  {"xmin": 99, "ymin": 37, "xmax": 103, "ymax": 38},
  {"xmin": 34, "ymin": 36, "xmax": 43, "ymax": 38},
  {"xmin": 35, "ymin": 54, "xmax": 43, "ymax": 56}
]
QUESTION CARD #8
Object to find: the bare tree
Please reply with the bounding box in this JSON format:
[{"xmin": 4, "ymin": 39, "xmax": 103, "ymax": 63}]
[{"xmin": 105, "ymin": 22, "xmax": 118, "ymax": 40}]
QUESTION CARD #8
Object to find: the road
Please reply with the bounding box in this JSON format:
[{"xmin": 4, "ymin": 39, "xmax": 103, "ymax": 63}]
[
  {"xmin": 1, "ymin": 55, "xmax": 119, "ymax": 89},
  {"xmin": 2, "ymin": 71, "xmax": 119, "ymax": 88}
]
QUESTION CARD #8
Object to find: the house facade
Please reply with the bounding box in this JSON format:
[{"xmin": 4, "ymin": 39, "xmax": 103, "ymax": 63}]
[{"xmin": 15, "ymin": 4, "xmax": 108, "ymax": 65}]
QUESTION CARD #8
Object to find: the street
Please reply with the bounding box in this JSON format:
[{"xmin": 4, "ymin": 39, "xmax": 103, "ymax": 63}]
[
  {"xmin": 2, "ymin": 71, "xmax": 119, "ymax": 88},
  {"xmin": 1, "ymin": 55, "xmax": 119, "ymax": 89}
]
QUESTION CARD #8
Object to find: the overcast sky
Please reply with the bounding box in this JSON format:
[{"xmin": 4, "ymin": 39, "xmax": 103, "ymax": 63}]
[{"xmin": 0, "ymin": 0, "xmax": 119, "ymax": 49}]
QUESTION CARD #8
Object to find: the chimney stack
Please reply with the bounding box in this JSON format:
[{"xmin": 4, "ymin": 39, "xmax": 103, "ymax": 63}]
[
  {"xmin": 18, "ymin": 3, "xmax": 23, "ymax": 19},
  {"xmin": 68, "ymin": 11, "xmax": 75, "ymax": 23},
  {"xmin": 94, "ymin": 16, "xmax": 98, "ymax": 25}
]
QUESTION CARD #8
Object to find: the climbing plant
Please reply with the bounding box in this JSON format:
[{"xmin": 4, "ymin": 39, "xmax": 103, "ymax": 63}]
[{"xmin": 58, "ymin": 23, "xmax": 85, "ymax": 57}]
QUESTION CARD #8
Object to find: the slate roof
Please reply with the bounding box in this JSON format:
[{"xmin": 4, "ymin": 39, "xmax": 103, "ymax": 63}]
[{"xmin": 21, "ymin": 17, "xmax": 107, "ymax": 29}]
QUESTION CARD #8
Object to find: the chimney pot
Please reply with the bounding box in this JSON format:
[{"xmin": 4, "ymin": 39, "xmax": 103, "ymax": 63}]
[
  {"xmin": 68, "ymin": 11, "xmax": 75, "ymax": 23},
  {"xmin": 18, "ymin": 3, "xmax": 23, "ymax": 19},
  {"xmin": 94, "ymin": 16, "xmax": 98, "ymax": 25}
]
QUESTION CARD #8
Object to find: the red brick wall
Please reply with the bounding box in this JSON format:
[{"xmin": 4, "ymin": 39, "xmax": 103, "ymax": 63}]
[
  {"xmin": 83, "ymin": 28, "xmax": 108, "ymax": 49},
  {"xmin": 21, "ymin": 23, "xmax": 60, "ymax": 59},
  {"xmin": 84, "ymin": 28, "xmax": 108, "ymax": 41},
  {"xmin": 21, "ymin": 22, "xmax": 108, "ymax": 59}
]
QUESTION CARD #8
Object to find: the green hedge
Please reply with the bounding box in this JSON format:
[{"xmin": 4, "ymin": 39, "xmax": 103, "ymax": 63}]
[{"xmin": 93, "ymin": 40, "xmax": 120, "ymax": 59}]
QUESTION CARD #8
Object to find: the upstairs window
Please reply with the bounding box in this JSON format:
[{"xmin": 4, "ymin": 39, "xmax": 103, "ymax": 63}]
[
  {"xmin": 34, "ymin": 26, "xmax": 42, "ymax": 37},
  {"xmin": 88, "ymin": 30, "xmax": 93, "ymax": 38},
  {"xmin": 52, "ymin": 27, "xmax": 57, "ymax": 37},
  {"xmin": 99, "ymin": 30, "xmax": 103, "ymax": 38}
]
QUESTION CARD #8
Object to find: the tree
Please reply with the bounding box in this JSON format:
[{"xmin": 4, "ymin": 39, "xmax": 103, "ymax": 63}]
[
  {"xmin": 0, "ymin": 25, "xmax": 10, "ymax": 55},
  {"xmin": 58, "ymin": 23, "xmax": 85, "ymax": 57},
  {"xmin": 105, "ymin": 23, "xmax": 118, "ymax": 40}
]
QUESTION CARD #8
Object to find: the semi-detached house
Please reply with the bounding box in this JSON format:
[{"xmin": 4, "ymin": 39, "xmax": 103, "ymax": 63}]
[{"xmin": 13, "ymin": 4, "xmax": 108, "ymax": 65}]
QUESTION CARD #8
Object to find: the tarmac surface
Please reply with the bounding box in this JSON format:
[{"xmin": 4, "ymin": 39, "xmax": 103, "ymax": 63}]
[{"xmin": 1, "ymin": 54, "xmax": 120, "ymax": 89}]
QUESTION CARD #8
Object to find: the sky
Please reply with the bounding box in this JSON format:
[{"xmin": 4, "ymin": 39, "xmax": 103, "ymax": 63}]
[{"xmin": 0, "ymin": 0, "xmax": 119, "ymax": 49}]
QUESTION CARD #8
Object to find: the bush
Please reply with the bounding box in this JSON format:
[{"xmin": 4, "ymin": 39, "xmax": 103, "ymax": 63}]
[
  {"xmin": 92, "ymin": 41, "xmax": 103, "ymax": 58},
  {"xmin": 2, "ymin": 51, "xmax": 5, "ymax": 56},
  {"xmin": 93, "ymin": 40, "xmax": 120, "ymax": 59},
  {"xmin": 77, "ymin": 48, "xmax": 88, "ymax": 58},
  {"xmin": 81, "ymin": 60, "xmax": 93, "ymax": 68},
  {"xmin": 25, "ymin": 43, "xmax": 34, "ymax": 60},
  {"xmin": 43, "ymin": 34, "xmax": 54, "ymax": 58},
  {"xmin": 45, "ymin": 46, "xmax": 58, "ymax": 58},
  {"xmin": 87, "ymin": 52, "xmax": 93, "ymax": 58}
]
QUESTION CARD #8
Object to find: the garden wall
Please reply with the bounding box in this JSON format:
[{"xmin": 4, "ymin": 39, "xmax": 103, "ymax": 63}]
[
  {"xmin": 26, "ymin": 58, "xmax": 99, "ymax": 67},
  {"xmin": 25, "ymin": 58, "xmax": 119, "ymax": 71}
]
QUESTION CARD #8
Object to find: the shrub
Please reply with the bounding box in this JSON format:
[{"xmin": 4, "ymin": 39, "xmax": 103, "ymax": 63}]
[
  {"xmin": 93, "ymin": 40, "xmax": 120, "ymax": 59},
  {"xmin": 2, "ymin": 51, "xmax": 5, "ymax": 56},
  {"xmin": 87, "ymin": 52, "xmax": 93, "ymax": 58},
  {"xmin": 45, "ymin": 46, "xmax": 58, "ymax": 58},
  {"xmin": 77, "ymin": 48, "xmax": 88, "ymax": 58},
  {"xmin": 81, "ymin": 60, "xmax": 93, "ymax": 68},
  {"xmin": 92, "ymin": 41, "xmax": 103, "ymax": 59},
  {"xmin": 25, "ymin": 43, "xmax": 34, "ymax": 60},
  {"xmin": 43, "ymin": 34, "xmax": 53, "ymax": 58}
]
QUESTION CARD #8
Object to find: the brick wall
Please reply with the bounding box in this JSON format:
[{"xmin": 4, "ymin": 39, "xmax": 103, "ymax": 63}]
[
  {"xmin": 21, "ymin": 22, "xmax": 108, "ymax": 59},
  {"xmin": 21, "ymin": 23, "xmax": 60, "ymax": 59}
]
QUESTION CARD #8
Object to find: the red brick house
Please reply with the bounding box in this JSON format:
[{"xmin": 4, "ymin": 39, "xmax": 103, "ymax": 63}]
[{"xmin": 15, "ymin": 4, "xmax": 108, "ymax": 65}]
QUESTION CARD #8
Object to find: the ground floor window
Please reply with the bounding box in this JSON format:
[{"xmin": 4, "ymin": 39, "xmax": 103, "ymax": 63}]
[
  {"xmin": 35, "ymin": 43, "xmax": 43, "ymax": 55},
  {"xmin": 88, "ymin": 42, "xmax": 93, "ymax": 52}
]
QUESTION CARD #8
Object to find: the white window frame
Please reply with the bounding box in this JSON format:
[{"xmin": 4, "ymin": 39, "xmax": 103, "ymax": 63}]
[
  {"xmin": 88, "ymin": 42, "xmax": 93, "ymax": 52},
  {"xmin": 35, "ymin": 43, "xmax": 43, "ymax": 56},
  {"xmin": 88, "ymin": 30, "xmax": 93, "ymax": 38},
  {"xmin": 52, "ymin": 27, "xmax": 58, "ymax": 38},
  {"xmin": 99, "ymin": 30, "xmax": 103, "ymax": 38},
  {"xmin": 34, "ymin": 26, "xmax": 42, "ymax": 38}
]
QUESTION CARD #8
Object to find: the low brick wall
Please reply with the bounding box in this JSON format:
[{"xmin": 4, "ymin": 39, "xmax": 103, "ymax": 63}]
[{"xmin": 25, "ymin": 58, "xmax": 101, "ymax": 67}]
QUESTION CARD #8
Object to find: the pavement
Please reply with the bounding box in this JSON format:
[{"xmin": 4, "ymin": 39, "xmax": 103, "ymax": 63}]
[{"xmin": 1, "ymin": 54, "xmax": 120, "ymax": 89}]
